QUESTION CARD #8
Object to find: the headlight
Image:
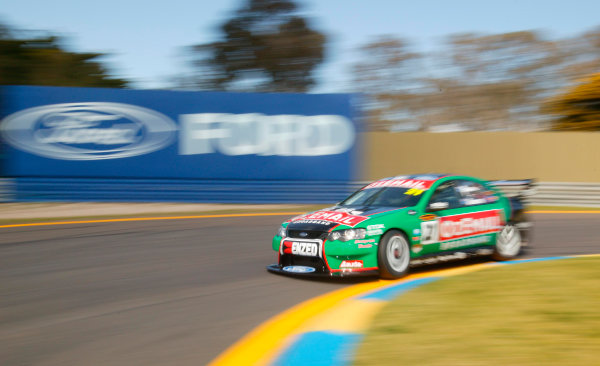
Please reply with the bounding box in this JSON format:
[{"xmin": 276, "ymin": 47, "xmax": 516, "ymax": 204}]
[
  {"xmin": 277, "ymin": 226, "xmax": 287, "ymax": 238},
  {"xmin": 328, "ymin": 228, "xmax": 366, "ymax": 242}
]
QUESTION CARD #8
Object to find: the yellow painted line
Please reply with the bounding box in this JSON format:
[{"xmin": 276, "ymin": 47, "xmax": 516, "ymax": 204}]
[
  {"xmin": 4, "ymin": 208, "xmax": 600, "ymax": 229},
  {"xmin": 208, "ymin": 263, "xmax": 499, "ymax": 366},
  {"xmin": 300, "ymin": 299, "xmax": 387, "ymax": 333},
  {"xmin": 210, "ymin": 255, "xmax": 600, "ymax": 366},
  {"xmin": 0, "ymin": 212, "xmax": 307, "ymax": 229},
  {"xmin": 527, "ymin": 210, "xmax": 600, "ymax": 214},
  {"xmin": 207, "ymin": 279, "xmax": 390, "ymax": 366}
]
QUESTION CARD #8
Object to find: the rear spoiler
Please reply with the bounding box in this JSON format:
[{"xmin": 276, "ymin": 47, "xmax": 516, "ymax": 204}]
[{"xmin": 487, "ymin": 179, "xmax": 536, "ymax": 198}]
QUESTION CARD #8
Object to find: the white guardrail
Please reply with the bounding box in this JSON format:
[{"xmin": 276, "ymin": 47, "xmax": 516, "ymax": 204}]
[
  {"xmin": 1, "ymin": 178, "xmax": 600, "ymax": 206},
  {"xmin": 496, "ymin": 182, "xmax": 600, "ymax": 208}
]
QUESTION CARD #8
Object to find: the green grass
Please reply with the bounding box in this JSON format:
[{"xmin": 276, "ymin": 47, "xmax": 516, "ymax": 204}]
[{"xmin": 354, "ymin": 257, "xmax": 600, "ymax": 366}]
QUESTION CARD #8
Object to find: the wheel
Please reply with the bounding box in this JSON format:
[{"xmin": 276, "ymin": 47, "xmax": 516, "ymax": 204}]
[
  {"xmin": 378, "ymin": 230, "xmax": 411, "ymax": 279},
  {"xmin": 492, "ymin": 223, "xmax": 522, "ymax": 260}
]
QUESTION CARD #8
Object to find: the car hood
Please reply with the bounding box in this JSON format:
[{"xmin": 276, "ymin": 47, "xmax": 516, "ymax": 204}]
[{"xmin": 286, "ymin": 205, "xmax": 407, "ymax": 232}]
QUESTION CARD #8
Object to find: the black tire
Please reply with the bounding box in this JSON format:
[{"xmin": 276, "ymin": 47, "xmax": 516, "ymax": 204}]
[
  {"xmin": 378, "ymin": 230, "xmax": 411, "ymax": 279},
  {"xmin": 492, "ymin": 222, "xmax": 522, "ymax": 260}
]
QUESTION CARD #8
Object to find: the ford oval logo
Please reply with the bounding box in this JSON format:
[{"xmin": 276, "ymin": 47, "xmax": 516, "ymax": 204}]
[
  {"xmin": 299, "ymin": 232, "xmax": 309, "ymax": 237},
  {"xmin": 0, "ymin": 102, "xmax": 177, "ymax": 160}
]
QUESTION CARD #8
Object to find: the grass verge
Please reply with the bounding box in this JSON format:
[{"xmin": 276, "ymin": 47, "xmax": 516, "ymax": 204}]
[{"xmin": 354, "ymin": 256, "xmax": 600, "ymax": 366}]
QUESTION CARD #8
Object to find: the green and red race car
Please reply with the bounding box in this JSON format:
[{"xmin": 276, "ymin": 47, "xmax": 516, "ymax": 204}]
[{"xmin": 267, "ymin": 174, "xmax": 532, "ymax": 279}]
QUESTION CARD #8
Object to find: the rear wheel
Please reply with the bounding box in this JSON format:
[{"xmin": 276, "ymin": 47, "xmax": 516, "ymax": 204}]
[
  {"xmin": 378, "ymin": 230, "xmax": 411, "ymax": 279},
  {"xmin": 492, "ymin": 223, "xmax": 522, "ymax": 260}
]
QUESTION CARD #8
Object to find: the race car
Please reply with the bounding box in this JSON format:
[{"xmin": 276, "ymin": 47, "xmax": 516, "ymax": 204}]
[{"xmin": 267, "ymin": 174, "xmax": 533, "ymax": 279}]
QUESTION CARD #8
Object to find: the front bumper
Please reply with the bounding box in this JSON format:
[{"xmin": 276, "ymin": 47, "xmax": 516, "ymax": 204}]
[{"xmin": 266, "ymin": 263, "xmax": 379, "ymax": 278}]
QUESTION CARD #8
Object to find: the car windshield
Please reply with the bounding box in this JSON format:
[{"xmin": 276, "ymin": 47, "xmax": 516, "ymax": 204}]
[{"xmin": 338, "ymin": 187, "xmax": 424, "ymax": 207}]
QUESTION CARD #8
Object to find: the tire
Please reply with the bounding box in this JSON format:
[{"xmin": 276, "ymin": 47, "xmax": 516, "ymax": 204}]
[
  {"xmin": 378, "ymin": 230, "xmax": 411, "ymax": 279},
  {"xmin": 492, "ymin": 223, "xmax": 522, "ymax": 260}
]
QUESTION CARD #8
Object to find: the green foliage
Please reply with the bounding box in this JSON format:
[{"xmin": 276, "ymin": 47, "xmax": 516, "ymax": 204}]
[
  {"xmin": 188, "ymin": 0, "xmax": 326, "ymax": 92},
  {"xmin": 353, "ymin": 28, "xmax": 600, "ymax": 131},
  {"xmin": 546, "ymin": 73, "xmax": 600, "ymax": 131},
  {"xmin": 0, "ymin": 24, "xmax": 128, "ymax": 88}
]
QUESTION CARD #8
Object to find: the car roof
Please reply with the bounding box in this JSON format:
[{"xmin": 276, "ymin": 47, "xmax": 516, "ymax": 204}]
[{"xmin": 383, "ymin": 173, "xmax": 449, "ymax": 181}]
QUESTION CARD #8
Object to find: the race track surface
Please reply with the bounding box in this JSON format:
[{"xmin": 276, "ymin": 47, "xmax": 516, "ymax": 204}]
[{"xmin": 1, "ymin": 213, "xmax": 598, "ymax": 365}]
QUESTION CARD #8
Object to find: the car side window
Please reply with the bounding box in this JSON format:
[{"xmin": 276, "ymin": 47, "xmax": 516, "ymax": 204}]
[
  {"xmin": 455, "ymin": 180, "xmax": 499, "ymax": 207},
  {"xmin": 428, "ymin": 181, "xmax": 461, "ymax": 209}
]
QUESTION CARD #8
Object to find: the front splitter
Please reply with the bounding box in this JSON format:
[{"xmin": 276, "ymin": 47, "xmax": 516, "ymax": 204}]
[{"xmin": 266, "ymin": 264, "xmax": 379, "ymax": 278}]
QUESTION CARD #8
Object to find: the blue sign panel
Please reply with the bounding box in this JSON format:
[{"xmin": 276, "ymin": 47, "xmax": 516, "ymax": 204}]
[{"xmin": 0, "ymin": 86, "xmax": 361, "ymax": 181}]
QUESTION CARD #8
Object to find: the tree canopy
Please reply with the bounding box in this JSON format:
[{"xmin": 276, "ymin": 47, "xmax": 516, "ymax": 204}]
[
  {"xmin": 352, "ymin": 28, "xmax": 600, "ymax": 131},
  {"xmin": 546, "ymin": 73, "xmax": 600, "ymax": 131},
  {"xmin": 0, "ymin": 23, "xmax": 128, "ymax": 88},
  {"xmin": 187, "ymin": 0, "xmax": 326, "ymax": 92}
]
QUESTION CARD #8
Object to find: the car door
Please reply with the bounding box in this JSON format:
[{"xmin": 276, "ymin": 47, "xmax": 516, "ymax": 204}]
[{"xmin": 419, "ymin": 179, "xmax": 504, "ymax": 254}]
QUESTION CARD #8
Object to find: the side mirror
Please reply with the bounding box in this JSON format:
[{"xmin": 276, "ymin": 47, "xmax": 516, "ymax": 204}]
[{"xmin": 428, "ymin": 201, "xmax": 449, "ymax": 211}]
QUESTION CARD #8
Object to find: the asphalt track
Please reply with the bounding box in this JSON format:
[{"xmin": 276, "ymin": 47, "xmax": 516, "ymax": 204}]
[{"xmin": 1, "ymin": 213, "xmax": 599, "ymax": 365}]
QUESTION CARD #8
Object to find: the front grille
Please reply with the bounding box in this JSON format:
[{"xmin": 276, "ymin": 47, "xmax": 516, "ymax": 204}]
[
  {"xmin": 287, "ymin": 229, "xmax": 327, "ymax": 240},
  {"xmin": 280, "ymin": 254, "xmax": 328, "ymax": 273}
]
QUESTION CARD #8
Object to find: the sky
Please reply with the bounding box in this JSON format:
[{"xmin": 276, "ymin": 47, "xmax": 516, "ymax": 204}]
[{"xmin": 1, "ymin": 0, "xmax": 599, "ymax": 92}]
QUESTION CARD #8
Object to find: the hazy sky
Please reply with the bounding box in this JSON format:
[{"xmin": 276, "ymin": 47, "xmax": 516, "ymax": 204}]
[{"xmin": 1, "ymin": 0, "xmax": 598, "ymax": 92}]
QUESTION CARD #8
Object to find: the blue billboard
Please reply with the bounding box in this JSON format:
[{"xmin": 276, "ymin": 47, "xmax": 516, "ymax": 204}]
[{"xmin": 0, "ymin": 86, "xmax": 361, "ymax": 182}]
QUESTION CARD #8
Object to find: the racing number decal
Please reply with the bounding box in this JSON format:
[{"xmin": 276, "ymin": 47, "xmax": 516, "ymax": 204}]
[
  {"xmin": 420, "ymin": 220, "xmax": 439, "ymax": 244},
  {"xmin": 291, "ymin": 242, "xmax": 319, "ymax": 256}
]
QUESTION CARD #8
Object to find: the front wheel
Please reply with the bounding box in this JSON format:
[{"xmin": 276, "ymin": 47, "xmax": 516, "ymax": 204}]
[
  {"xmin": 492, "ymin": 223, "xmax": 522, "ymax": 260},
  {"xmin": 378, "ymin": 230, "xmax": 411, "ymax": 279}
]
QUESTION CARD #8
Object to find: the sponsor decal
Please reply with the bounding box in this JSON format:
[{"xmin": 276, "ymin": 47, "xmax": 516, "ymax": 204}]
[
  {"xmin": 291, "ymin": 219, "xmax": 336, "ymax": 226},
  {"xmin": 362, "ymin": 179, "xmax": 435, "ymax": 191},
  {"xmin": 411, "ymin": 252, "xmax": 468, "ymax": 266},
  {"xmin": 404, "ymin": 188, "xmax": 425, "ymax": 196},
  {"xmin": 413, "ymin": 228, "xmax": 421, "ymax": 235},
  {"xmin": 340, "ymin": 260, "xmax": 363, "ymax": 268},
  {"xmin": 358, "ymin": 244, "xmax": 373, "ymax": 248},
  {"xmin": 486, "ymin": 195, "xmax": 499, "ymax": 203},
  {"xmin": 0, "ymin": 102, "xmax": 177, "ymax": 160},
  {"xmin": 354, "ymin": 239, "xmax": 375, "ymax": 244},
  {"xmin": 283, "ymin": 266, "xmax": 316, "ymax": 273},
  {"xmin": 408, "ymin": 210, "xmax": 417, "ymax": 215},
  {"xmin": 412, "ymin": 236, "xmax": 420, "ymax": 242},
  {"xmin": 439, "ymin": 210, "xmax": 502, "ymax": 241},
  {"xmin": 291, "ymin": 211, "xmax": 368, "ymax": 227},
  {"xmin": 412, "ymin": 244, "xmax": 423, "ymax": 253},
  {"xmin": 420, "ymin": 209, "xmax": 503, "ymax": 245},
  {"xmin": 419, "ymin": 214, "xmax": 437, "ymax": 221},
  {"xmin": 366, "ymin": 229, "xmax": 383, "ymax": 236},
  {"xmin": 439, "ymin": 235, "xmax": 490, "ymax": 250},
  {"xmin": 180, "ymin": 113, "xmax": 355, "ymax": 156},
  {"xmin": 367, "ymin": 224, "xmax": 385, "ymax": 230},
  {"xmin": 282, "ymin": 240, "xmax": 320, "ymax": 257}
]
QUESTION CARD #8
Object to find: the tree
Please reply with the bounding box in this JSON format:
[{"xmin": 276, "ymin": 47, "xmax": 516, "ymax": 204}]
[
  {"xmin": 352, "ymin": 30, "xmax": 573, "ymax": 131},
  {"xmin": 187, "ymin": 0, "xmax": 326, "ymax": 92},
  {"xmin": 351, "ymin": 36, "xmax": 422, "ymax": 130},
  {"xmin": 546, "ymin": 73, "xmax": 600, "ymax": 131},
  {"xmin": 0, "ymin": 23, "xmax": 128, "ymax": 88}
]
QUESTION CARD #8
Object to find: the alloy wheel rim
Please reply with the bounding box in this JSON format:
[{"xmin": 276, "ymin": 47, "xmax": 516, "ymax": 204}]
[
  {"xmin": 387, "ymin": 236, "xmax": 409, "ymax": 272},
  {"xmin": 497, "ymin": 224, "xmax": 521, "ymax": 256}
]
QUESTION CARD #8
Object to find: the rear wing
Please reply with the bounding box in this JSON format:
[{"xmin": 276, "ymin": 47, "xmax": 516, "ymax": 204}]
[{"xmin": 487, "ymin": 179, "xmax": 536, "ymax": 198}]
